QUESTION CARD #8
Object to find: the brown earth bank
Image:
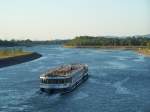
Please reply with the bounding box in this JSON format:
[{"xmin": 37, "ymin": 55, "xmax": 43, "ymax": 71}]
[
  {"xmin": 0, "ymin": 52, "xmax": 42, "ymax": 68},
  {"xmin": 137, "ymin": 49, "xmax": 150, "ymax": 57}
]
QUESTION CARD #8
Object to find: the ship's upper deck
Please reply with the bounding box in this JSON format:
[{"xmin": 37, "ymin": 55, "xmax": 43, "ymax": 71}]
[{"xmin": 41, "ymin": 64, "xmax": 87, "ymax": 77}]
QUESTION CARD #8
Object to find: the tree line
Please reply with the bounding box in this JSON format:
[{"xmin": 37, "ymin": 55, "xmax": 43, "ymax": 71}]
[
  {"xmin": 65, "ymin": 36, "xmax": 150, "ymax": 47},
  {"xmin": 0, "ymin": 39, "xmax": 68, "ymax": 47}
]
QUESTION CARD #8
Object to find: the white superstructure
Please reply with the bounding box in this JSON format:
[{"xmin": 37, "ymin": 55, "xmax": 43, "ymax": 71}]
[{"xmin": 40, "ymin": 64, "xmax": 88, "ymax": 94}]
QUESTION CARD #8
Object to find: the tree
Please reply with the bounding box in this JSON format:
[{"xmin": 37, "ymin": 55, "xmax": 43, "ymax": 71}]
[{"xmin": 147, "ymin": 42, "xmax": 150, "ymax": 49}]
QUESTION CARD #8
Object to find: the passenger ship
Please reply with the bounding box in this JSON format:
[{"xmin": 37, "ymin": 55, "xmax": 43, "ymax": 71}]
[{"xmin": 40, "ymin": 64, "xmax": 88, "ymax": 94}]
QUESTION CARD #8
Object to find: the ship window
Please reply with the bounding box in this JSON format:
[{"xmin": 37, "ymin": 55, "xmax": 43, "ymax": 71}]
[
  {"xmin": 62, "ymin": 79, "xmax": 64, "ymax": 83},
  {"xmin": 41, "ymin": 78, "xmax": 72, "ymax": 84}
]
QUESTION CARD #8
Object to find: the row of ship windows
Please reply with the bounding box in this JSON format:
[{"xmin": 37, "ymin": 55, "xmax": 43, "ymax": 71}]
[{"xmin": 41, "ymin": 78, "xmax": 72, "ymax": 84}]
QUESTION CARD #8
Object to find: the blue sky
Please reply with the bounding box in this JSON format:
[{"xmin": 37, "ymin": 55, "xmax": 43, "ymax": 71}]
[{"xmin": 0, "ymin": 0, "xmax": 149, "ymax": 40}]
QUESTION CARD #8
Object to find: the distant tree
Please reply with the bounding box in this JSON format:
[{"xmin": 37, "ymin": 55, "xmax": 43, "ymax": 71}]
[{"xmin": 65, "ymin": 36, "xmax": 150, "ymax": 47}]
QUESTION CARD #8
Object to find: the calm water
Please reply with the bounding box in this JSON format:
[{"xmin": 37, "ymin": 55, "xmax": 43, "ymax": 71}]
[{"xmin": 0, "ymin": 45, "xmax": 150, "ymax": 112}]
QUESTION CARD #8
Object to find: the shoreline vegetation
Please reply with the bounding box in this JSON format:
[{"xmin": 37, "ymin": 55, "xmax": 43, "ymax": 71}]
[
  {"xmin": 0, "ymin": 39, "xmax": 68, "ymax": 47},
  {"xmin": 1, "ymin": 35, "xmax": 150, "ymax": 58},
  {"xmin": 64, "ymin": 45, "xmax": 146, "ymax": 50},
  {"xmin": 0, "ymin": 48, "xmax": 42, "ymax": 68},
  {"xmin": 64, "ymin": 36, "xmax": 150, "ymax": 56}
]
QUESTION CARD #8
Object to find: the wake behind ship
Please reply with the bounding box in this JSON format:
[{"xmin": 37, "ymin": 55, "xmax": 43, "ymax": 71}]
[{"xmin": 40, "ymin": 64, "xmax": 88, "ymax": 94}]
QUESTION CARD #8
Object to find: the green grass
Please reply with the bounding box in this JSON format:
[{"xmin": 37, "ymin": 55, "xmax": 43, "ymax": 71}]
[{"xmin": 0, "ymin": 48, "xmax": 31, "ymax": 59}]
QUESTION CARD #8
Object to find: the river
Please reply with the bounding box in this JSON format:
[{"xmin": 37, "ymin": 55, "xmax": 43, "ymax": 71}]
[{"xmin": 0, "ymin": 45, "xmax": 150, "ymax": 112}]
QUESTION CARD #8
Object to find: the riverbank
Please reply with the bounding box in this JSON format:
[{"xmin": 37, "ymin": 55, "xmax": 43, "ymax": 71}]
[
  {"xmin": 64, "ymin": 45, "xmax": 150, "ymax": 57},
  {"xmin": 64, "ymin": 45, "xmax": 147, "ymax": 50},
  {"xmin": 0, "ymin": 52, "xmax": 42, "ymax": 68},
  {"xmin": 0, "ymin": 51, "xmax": 31, "ymax": 59},
  {"xmin": 137, "ymin": 48, "xmax": 150, "ymax": 57}
]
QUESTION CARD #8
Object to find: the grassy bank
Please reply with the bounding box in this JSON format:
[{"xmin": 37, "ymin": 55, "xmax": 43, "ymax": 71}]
[
  {"xmin": 0, "ymin": 48, "xmax": 32, "ymax": 59},
  {"xmin": 0, "ymin": 48, "xmax": 42, "ymax": 68}
]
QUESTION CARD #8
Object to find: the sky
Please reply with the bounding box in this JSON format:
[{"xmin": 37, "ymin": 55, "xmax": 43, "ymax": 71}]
[{"xmin": 0, "ymin": 0, "xmax": 149, "ymax": 40}]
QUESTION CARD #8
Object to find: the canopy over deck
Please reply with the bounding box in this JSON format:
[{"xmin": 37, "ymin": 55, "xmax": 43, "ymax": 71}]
[{"xmin": 41, "ymin": 64, "xmax": 86, "ymax": 77}]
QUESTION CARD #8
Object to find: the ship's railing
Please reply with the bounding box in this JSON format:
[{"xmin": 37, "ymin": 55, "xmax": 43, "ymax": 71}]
[{"xmin": 40, "ymin": 83, "xmax": 70, "ymax": 89}]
